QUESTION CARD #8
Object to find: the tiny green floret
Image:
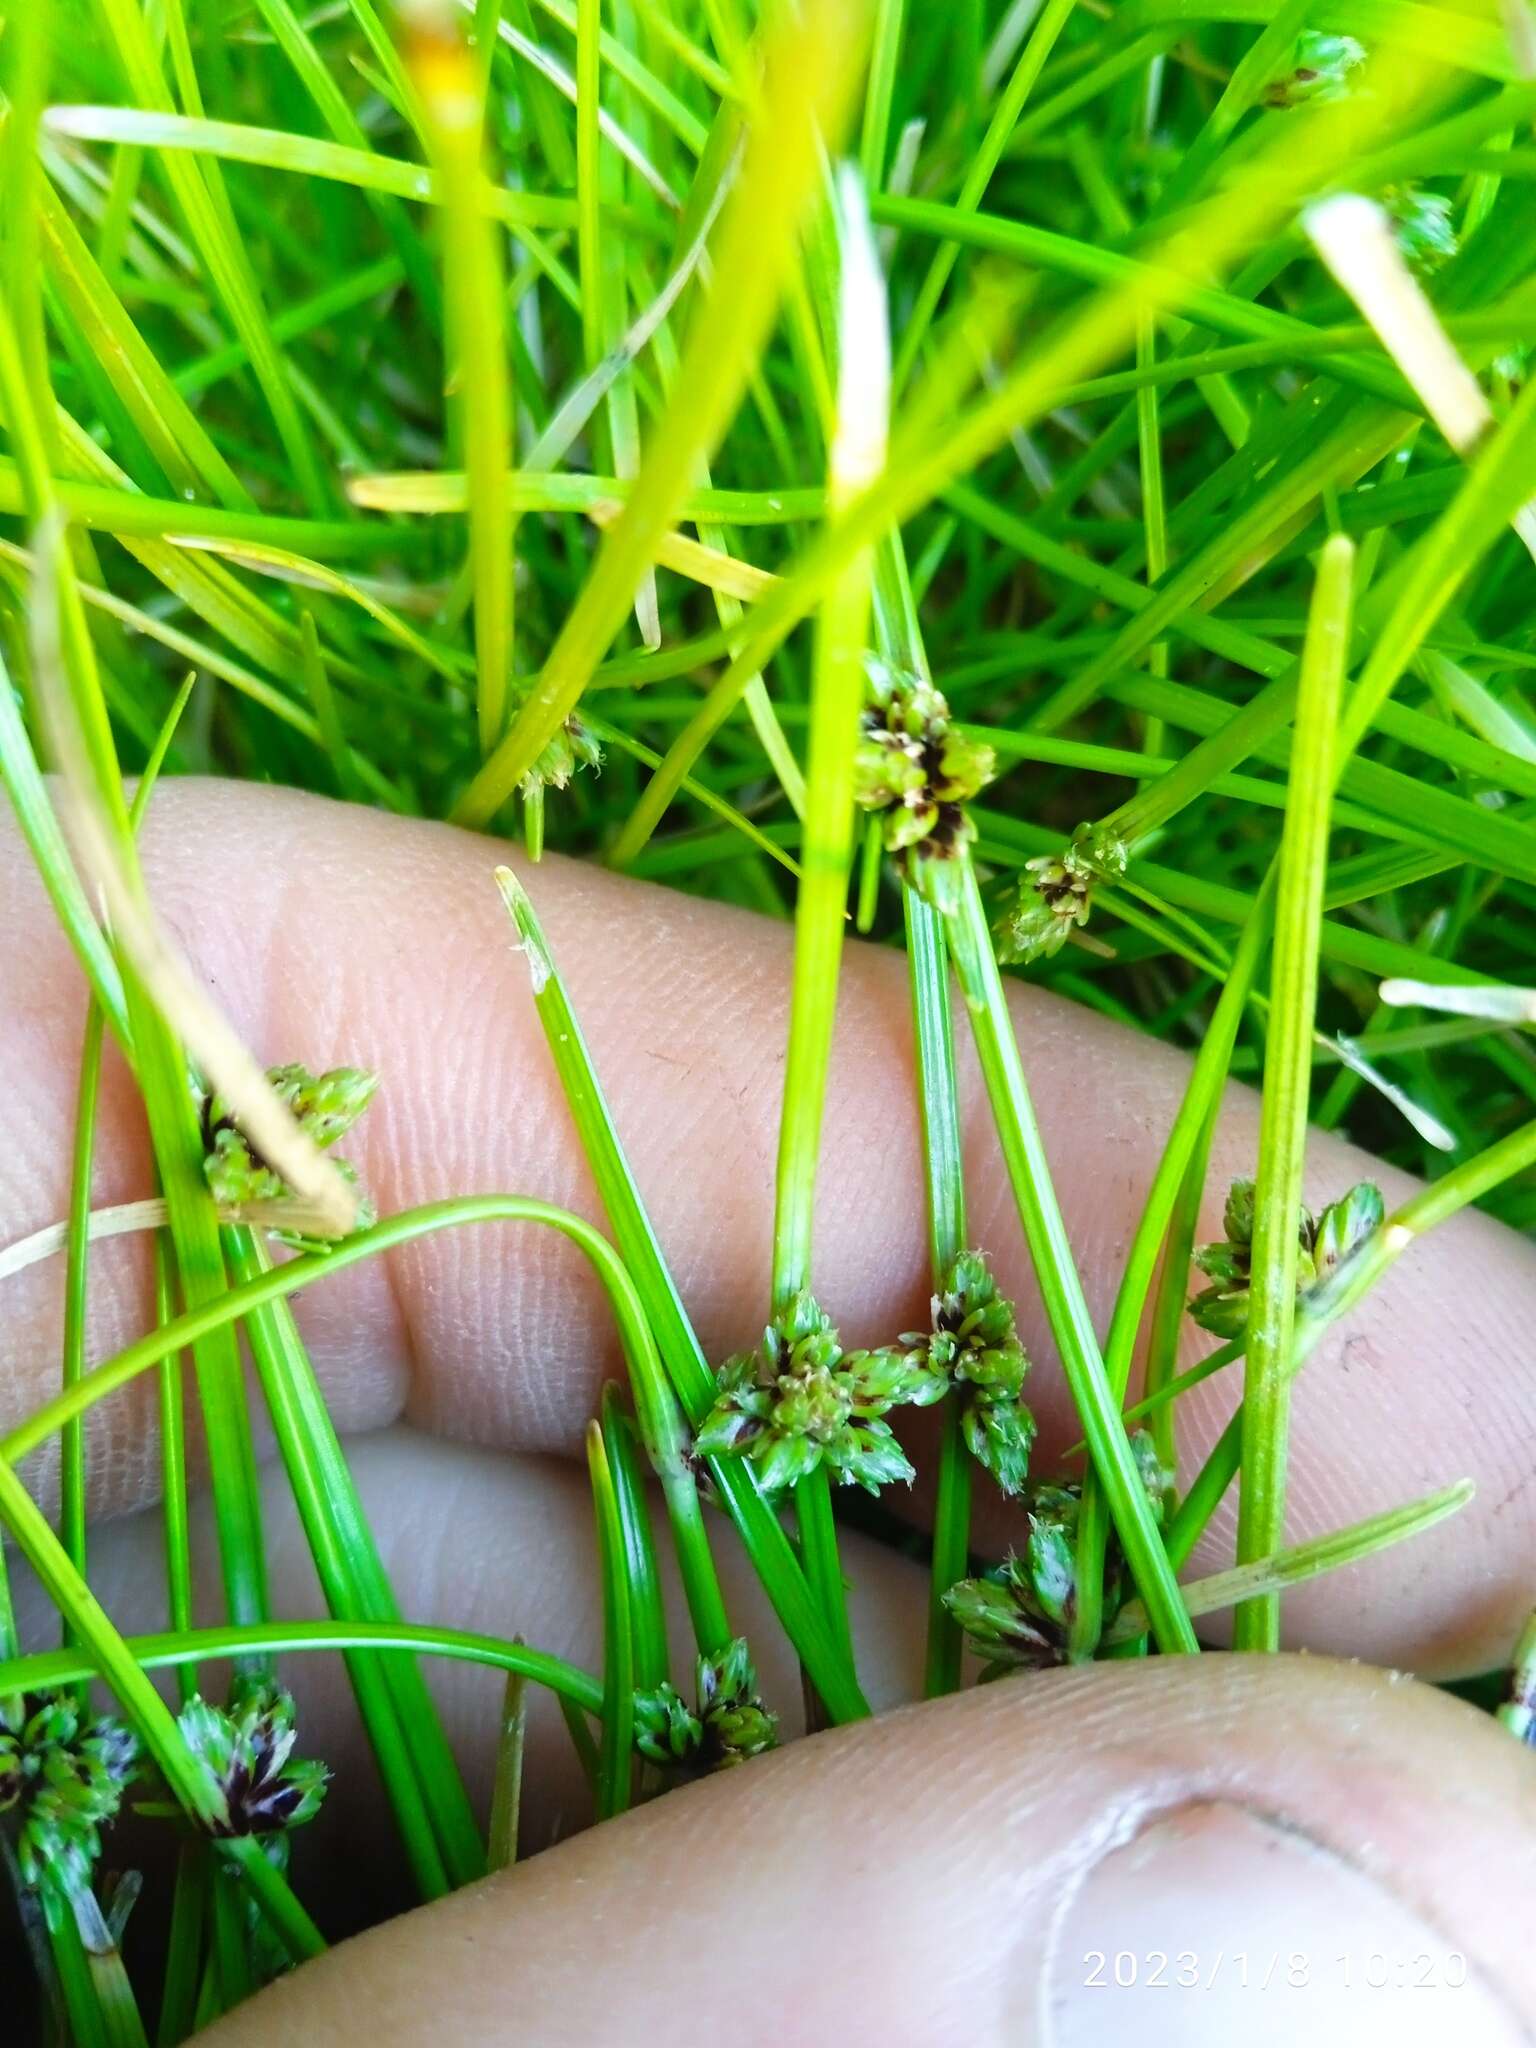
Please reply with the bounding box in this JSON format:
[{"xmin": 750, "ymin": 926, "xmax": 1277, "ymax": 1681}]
[
  {"xmin": 900, "ymin": 1250, "xmax": 1036, "ymax": 1496},
  {"xmin": 0, "ymin": 1689, "xmax": 138, "ymax": 1895},
  {"xmin": 944, "ymin": 1435, "xmax": 1167, "ymax": 1675},
  {"xmin": 695, "ymin": 1292, "xmax": 930, "ymax": 1495},
  {"xmin": 1384, "ymin": 186, "xmax": 1457, "ymax": 274},
  {"xmin": 519, "ymin": 713, "xmax": 604, "ymax": 804},
  {"xmin": 853, "ymin": 659, "xmax": 994, "ymax": 913},
  {"xmin": 201, "ymin": 1061, "xmax": 378, "ymax": 1242},
  {"xmin": 1188, "ymin": 1177, "xmax": 1385, "ymax": 1339},
  {"xmin": 996, "ymin": 823, "xmax": 1128, "ymax": 966},
  {"xmin": 1262, "ymin": 31, "xmax": 1366, "ymax": 109},
  {"xmin": 633, "ymin": 1638, "xmax": 776, "ymax": 1773},
  {"xmin": 176, "ymin": 1678, "xmax": 328, "ymax": 1841}
]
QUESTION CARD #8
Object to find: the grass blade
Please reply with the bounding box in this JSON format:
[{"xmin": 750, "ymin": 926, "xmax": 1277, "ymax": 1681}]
[
  {"xmin": 452, "ymin": 0, "xmax": 872, "ymax": 824},
  {"xmin": 1234, "ymin": 536, "xmax": 1354, "ymax": 1651}
]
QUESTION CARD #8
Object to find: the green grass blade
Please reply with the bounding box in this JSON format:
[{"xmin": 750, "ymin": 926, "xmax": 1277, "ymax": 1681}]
[
  {"xmin": 225, "ymin": 1226, "xmax": 482, "ymax": 1897},
  {"xmin": 452, "ymin": 0, "xmax": 872, "ymax": 825},
  {"xmin": 943, "ymin": 856, "xmax": 1198, "ymax": 1655},
  {"xmin": 587, "ymin": 1421, "xmax": 635, "ymax": 1820},
  {"xmin": 1234, "ymin": 536, "xmax": 1354, "ymax": 1651},
  {"xmin": 409, "ymin": 9, "xmax": 514, "ymax": 754},
  {"xmin": 1112, "ymin": 1479, "xmax": 1475, "ymax": 1645}
]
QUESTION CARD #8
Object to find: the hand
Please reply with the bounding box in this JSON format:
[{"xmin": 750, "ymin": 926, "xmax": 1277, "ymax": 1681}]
[{"xmin": 4, "ymin": 781, "xmax": 1534, "ymax": 2043}]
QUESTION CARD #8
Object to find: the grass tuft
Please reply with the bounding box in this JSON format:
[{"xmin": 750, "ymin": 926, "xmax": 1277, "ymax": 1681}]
[{"xmin": 4, "ymin": 0, "xmax": 1536, "ymax": 2027}]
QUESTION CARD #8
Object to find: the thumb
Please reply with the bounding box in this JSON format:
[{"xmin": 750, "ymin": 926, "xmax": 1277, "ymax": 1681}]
[{"xmin": 206, "ymin": 1655, "xmax": 1535, "ymax": 2047}]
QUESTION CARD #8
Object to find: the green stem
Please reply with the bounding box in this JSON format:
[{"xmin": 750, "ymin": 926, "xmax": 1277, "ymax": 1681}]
[
  {"xmin": 228, "ymin": 1229, "xmax": 472, "ymax": 1899},
  {"xmin": 891, "ymin": 0, "xmax": 1079, "ymax": 390},
  {"xmin": 1068, "ymin": 865, "xmax": 1275, "ymax": 1658},
  {"xmin": 1142, "ymin": 1104, "xmax": 1220, "ymax": 1492},
  {"xmin": 601, "ymin": 1388, "xmax": 670, "ymax": 1692},
  {"xmin": 0, "ymin": 1619, "xmax": 601, "ymax": 1714},
  {"xmin": 60, "ymin": 1002, "xmax": 105, "ymax": 1647},
  {"xmin": 1110, "ymin": 1480, "xmax": 1474, "ymax": 1645},
  {"xmin": 153, "ymin": 1232, "xmax": 195, "ymax": 1705},
  {"xmin": 587, "ymin": 1422, "xmax": 635, "ymax": 1820},
  {"xmin": 157, "ymin": 1841, "xmax": 207, "ymax": 2048},
  {"xmin": 905, "ymin": 890, "xmax": 972, "ymax": 1696},
  {"xmin": 943, "ymin": 856, "xmax": 1197, "ymax": 1655},
  {"xmin": 1234, "ymin": 535, "xmax": 1353, "ymax": 1651},
  {"xmin": 486, "ymin": 1665, "xmax": 528, "ymax": 1872},
  {"xmin": 494, "ymin": 870, "xmax": 745, "ymax": 1666},
  {"xmin": 39, "ymin": 1879, "xmax": 114, "ymax": 2048},
  {"xmin": 772, "ymin": 177, "xmax": 886, "ymax": 1665},
  {"xmin": 413, "ymin": 6, "xmax": 513, "ymax": 754}
]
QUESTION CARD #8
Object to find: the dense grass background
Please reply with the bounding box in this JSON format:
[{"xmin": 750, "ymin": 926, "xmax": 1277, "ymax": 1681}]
[{"xmin": 11, "ymin": 1, "xmax": 1536, "ymax": 1210}]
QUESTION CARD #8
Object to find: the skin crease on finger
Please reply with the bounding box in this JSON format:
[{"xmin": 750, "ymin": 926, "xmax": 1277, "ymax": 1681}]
[
  {"xmin": 199, "ymin": 1654, "xmax": 1536, "ymax": 2048},
  {"xmin": 2, "ymin": 780, "xmax": 1535, "ymax": 1672}
]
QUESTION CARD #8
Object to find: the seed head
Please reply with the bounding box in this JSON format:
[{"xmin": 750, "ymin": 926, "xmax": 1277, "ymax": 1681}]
[
  {"xmin": 1188, "ymin": 1177, "xmax": 1384, "ymax": 1337},
  {"xmin": 178, "ymin": 1680, "xmax": 328, "ymax": 1840},
  {"xmin": 943, "ymin": 1436, "xmax": 1167, "ymax": 1675},
  {"xmin": 853, "ymin": 659, "xmax": 993, "ymax": 912},
  {"xmin": 900, "ymin": 1251, "xmax": 1036, "ymax": 1495},
  {"xmin": 0, "ymin": 1690, "xmax": 138, "ymax": 1895},
  {"xmin": 1384, "ymin": 185, "xmax": 1456, "ymax": 273},
  {"xmin": 1263, "ymin": 31, "xmax": 1366, "ymax": 108},
  {"xmin": 634, "ymin": 1638, "xmax": 776, "ymax": 1774},
  {"xmin": 997, "ymin": 824, "xmax": 1127, "ymax": 965},
  {"xmin": 695, "ymin": 1293, "xmax": 926, "ymax": 1495},
  {"xmin": 201, "ymin": 1060, "xmax": 378, "ymax": 1243},
  {"xmin": 519, "ymin": 714, "xmax": 604, "ymax": 800}
]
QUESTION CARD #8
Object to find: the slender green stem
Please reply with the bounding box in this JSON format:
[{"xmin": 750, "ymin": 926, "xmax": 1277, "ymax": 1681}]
[
  {"xmin": 152, "ymin": 1231, "xmax": 195, "ymax": 1703},
  {"xmin": 228, "ymin": 1228, "xmax": 474, "ymax": 1899},
  {"xmin": 157, "ymin": 1842, "xmax": 207, "ymax": 2048},
  {"xmin": 943, "ymin": 856, "xmax": 1197, "ymax": 1655},
  {"xmin": 495, "ymin": 868, "xmax": 736, "ymax": 1664},
  {"xmin": 904, "ymin": 889, "xmax": 972, "ymax": 1697},
  {"xmin": 1142, "ymin": 1103, "xmax": 1220, "ymax": 1491},
  {"xmin": 487, "ymin": 1665, "xmax": 529, "ymax": 1872},
  {"xmin": 6, "ymin": 1183, "xmax": 869, "ymax": 1722},
  {"xmin": 6, "ymin": 1199, "xmax": 651, "ymax": 1459},
  {"xmin": 1110, "ymin": 1480, "xmax": 1475, "ymax": 1645},
  {"xmin": 453, "ymin": 0, "xmax": 871, "ymax": 822},
  {"xmin": 57, "ymin": 676, "xmax": 191, "ymax": 1684},
  {"xmin": 411, "ymin": 10, "xmax": 513, "ymax": 753},
  {"xmin": 0, "ymin": 1619, "xmax": 601, "ymax": 1714},
  {"xmin": 40, "ymin": 1880, "xmax": 115, "ymax": 2048},
  {"xmin": 5, "ymin": 293, "xmax": 273, "ymax": 1641},
  {"xmin": 558, "ymin": 1694, "xmax": 602, "ymax": 1796},
  {"xmin": 90, "ymin": 0, "xmax": 331, "ymax": 512},
  {"xmin": 1068, "ymin": 872, "xmax": 1274, "ymax": 1658},
  {"xmin": 859, "ymin": 0, "xmax": 905, "ymax": 188},
  {"xmin": 587, "ymin": 1422, "xmax": 635, "ymax": 1820},
  {"xmin": 892, "ymin": 0, "xmax": 1079, "ymax": 389},
  {"xmin": 1235, "ymin": 536, "xmax": 1353, "ymax": 1651},
  {"xmin": 769, "ymin": 465, "xmax": 874, "ymax": 1289},
  {"xmin": 60, "ymin": 1001, "xmax": 105, "ymax": 1637},
  {"xmin": 601, "ymin": 1387, "xmax": 670, "ymax": 1692}
]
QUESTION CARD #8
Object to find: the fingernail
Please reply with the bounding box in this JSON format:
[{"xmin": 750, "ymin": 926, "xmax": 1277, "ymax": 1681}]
[{"xmin": 1044, "ymin": 1801, "xmax": 1519, "ymax": 2047}]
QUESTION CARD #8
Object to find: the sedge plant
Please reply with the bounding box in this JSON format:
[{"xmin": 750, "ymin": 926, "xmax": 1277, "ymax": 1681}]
[{"xmin": 2, "ymin": 0, "xmax": 1535, "ymax": 2034}]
